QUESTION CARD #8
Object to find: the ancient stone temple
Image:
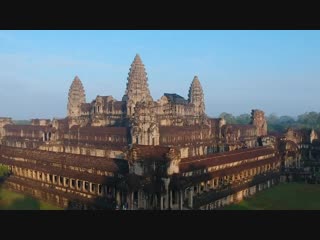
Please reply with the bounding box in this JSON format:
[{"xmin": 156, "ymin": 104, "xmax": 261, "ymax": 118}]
[
  {"xmin": 68, "ymin": 76, "xmax": 86, "ymax": 118},
  {"xmin": 123, "ymin": 54, "xmax": 153, "ymax": 116},
  {"xmin": 251, "ymin": 109, "xmax": 268, "ymax": 137},
  {"xmin": 188, "ymin": 76, "xmax": 205, "ymax": 116},
  {"xmin": 0, "ymin": 54, "xmax": 283, "ymax": 210}
]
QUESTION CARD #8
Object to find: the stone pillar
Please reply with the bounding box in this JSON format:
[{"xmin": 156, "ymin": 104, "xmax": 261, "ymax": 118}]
[
  {"xmin": 154, "ymin": 194, "xmax": 157, "ymax": 209},
  {"xmin": 175, "ymin": 190, "xmax": 179, "ymax": 205},
  {"xmin": 116, "ymin": 191, "xmax": 121, "ymax": 206},
  {"xmin": 64, "ymin": 177, "xmax": 67, "ymax": 187},
  {"xmin": 162, "ymin": 178, "xmax": 170, "ymax": 210},
  {"xmin": 188, "ymin": 188, "xmax": 193, "ymax": 208},
  {"xmin": 179, "ymin": 190, "xmax": 183, "ymax": 210},
  {"xmin": 137, "ymin": 191, "xmax": 141, "ymax": 209},
  {"xmin": 143, "ymin": 193, "xmax": 147, "ymax": 209},
  {"xmin": 131, "ymin": 192, "xmax": 134, "ymax": 210},
  {"xmin": 170, "ymin": 190, "xmax": 173, "ymax": 209},
  {"xmin": 160, "ymin": 195, "xmax": 163, "ymax": 210}
]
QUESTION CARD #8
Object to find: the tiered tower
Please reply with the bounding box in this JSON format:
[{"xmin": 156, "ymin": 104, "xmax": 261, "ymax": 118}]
[
  {"xmin": 123, "ymin": 54, "xmax": 153, "ymax": 116},
  {"xmin": 67, "ymin": 76, "xmax": 86, "ymax": 118},
  {"xmin": 251, "ymin": 109, "xmax": 267, "ymax": 137},
  {"xmin": 188, "ymin": 76, "xmax": 205, "ymax": 116}
]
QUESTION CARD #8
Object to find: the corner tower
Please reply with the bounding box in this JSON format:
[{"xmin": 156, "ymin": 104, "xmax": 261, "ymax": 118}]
[
  {"xmin": 67, "ymin": 76, "xmax": 86, "ymax": 117},
  {"xmin": 188, "ymin": 76, "xmax": 205, "ymax": 115},
  {"xmin": 123, "ymin": 54, "xmax": 153, "ymax": 116}
]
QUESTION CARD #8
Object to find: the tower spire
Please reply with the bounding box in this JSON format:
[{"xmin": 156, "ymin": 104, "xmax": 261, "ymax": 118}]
[
  {"xmin": 67, "ymin": 76, "xmax": 86, "ymax": 117},
  {"xmin": 123, "ymin": 54, "xmax": 153, "ymax": 116},
  {"xmin": 188, "ymin": 76, "xmax": 205, "ymax": 115}
]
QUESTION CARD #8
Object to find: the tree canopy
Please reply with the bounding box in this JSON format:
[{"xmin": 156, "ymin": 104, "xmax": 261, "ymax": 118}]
[{"xmin": 218, "ymin": 112, "xmax": 320, "ymax": 133}]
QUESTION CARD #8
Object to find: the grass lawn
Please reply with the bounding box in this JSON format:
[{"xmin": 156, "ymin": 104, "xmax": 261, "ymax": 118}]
[
  {"xmin": 0, "ymin": 187, "xmax": 62, "ymax": 210},
  {"xmin": 223, "ymin": 182, "xmax": 320, "ymax": 210}
]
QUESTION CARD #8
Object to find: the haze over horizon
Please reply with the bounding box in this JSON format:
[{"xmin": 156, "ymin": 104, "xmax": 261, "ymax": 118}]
[{"xmin": 0, "ymin": 30, "xmax": 319, "ymax": 120}]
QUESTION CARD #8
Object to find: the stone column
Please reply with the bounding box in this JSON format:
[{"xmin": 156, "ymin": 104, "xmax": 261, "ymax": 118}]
[
  {"xmin": 188, "ymin": 188, "xmax": 193, "ymax": 208},
  {"xmin": 162, "ymin": 178, "xmax": 170, "ymax": 210},
  {"xmin": 131, "ymin": 192, "xmax": 134, "ymax": 210},
  {"xmin": 175, "ymin": 190, "xmax": 179, "ymax": 205},
  {"xmin": 137, "ymin": 191, "xmax": 141, "ymax": 209},
  {"xmin": 116, "ymin": 191, "xmax": 121, "ymax": 206},
  {"xmin": 154, "ymin": 194, "xmax": 157, "ymax": 209},
  {"xmin": 76, "ymin": 180, "xmax": 80, "ymax": 190},
  {"xmin": 179, "ymin": 190, "xmax": 183, "ymax": 210},
  {"xmin": 160, "ymin": 195, "xmax": 163, "ymax": 210},
  {"xmin": 143, "ymin": 193, "xmax": 147, "ymax": 209},
  {"xmin": 170, "ymin": 190, "xmax": 173, "ymax": 209}
]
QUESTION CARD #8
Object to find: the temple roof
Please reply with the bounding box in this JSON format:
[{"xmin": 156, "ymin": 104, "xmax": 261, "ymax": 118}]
[
  {"xmin": 179, "ymin": 146, "xmax": 275, "ymax": 172},
  {"xmin": 80, "ymin": 103, "xmax": 91, "ymax": 112},
  {"xmin": 159, "ymin": 125, "xmax": 210, "ymax": 136},
  {"xmin": 164, "ymin": 93, "xmax": 188, "ymax": 105},
  {"xmin": 69, "ymin": 126, "xmax": 128, "ymax": 136},
  {"xmin": 0, "ymin": 145, "xmax": 128, "ymax": 174}
]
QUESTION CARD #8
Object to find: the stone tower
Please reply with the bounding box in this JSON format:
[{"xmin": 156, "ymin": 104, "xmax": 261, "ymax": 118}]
[
  {"xmin": 251, "ymin": 109, "xmax": 267, "ymax": 137},
  {"xmin": 188, "ymin": 76, "xmax": 205, "ymax": 115},
  {"xmin": 123, "ymin": 54, "xmax": 153, "ymax": 116},
  {"xmin": 130, "ymin": 101, "xmax": 159, "ymax": 146},
  {"xmin": 67, "ymin": 76, "xmax": 86, "ymax": 118}
]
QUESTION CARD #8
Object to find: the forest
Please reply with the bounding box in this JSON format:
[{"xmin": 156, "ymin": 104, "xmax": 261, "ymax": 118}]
[{"xmin": 219, "ymin": 111, "xmax": 320, "ymax": 133}]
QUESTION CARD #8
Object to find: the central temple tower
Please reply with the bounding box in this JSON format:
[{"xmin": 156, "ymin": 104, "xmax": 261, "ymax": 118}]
[
  {"xmin": 188, "ymin": 76, "xmax": 205, "ymax": 116},
  {"xmin": 67, "ymin": 76, "xmax": 86, "ymax": 118},
  {"xmin": 123, "ymin": 54, "xmax": 153, "ymax": 116}
]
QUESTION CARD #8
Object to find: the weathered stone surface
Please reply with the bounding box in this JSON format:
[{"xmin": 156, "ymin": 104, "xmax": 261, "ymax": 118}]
[
  {"xmin": 188, "ymin": 76, "xmax": 205, "ymax": 116},
  {"xmin": 67, "ymin": 76, "xmax": 86, "ymax": 118},
  {"xmin": 251, "ymin": 109, "xmax": 267, "ymax": 137}
]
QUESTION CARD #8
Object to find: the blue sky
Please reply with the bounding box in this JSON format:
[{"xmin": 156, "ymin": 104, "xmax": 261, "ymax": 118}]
[{"xmin": 0, "ymin": 30, "xmax": 319, "ymax": 120}]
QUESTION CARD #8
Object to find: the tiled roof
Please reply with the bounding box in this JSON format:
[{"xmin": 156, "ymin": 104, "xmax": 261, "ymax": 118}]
[
  {"xmin": 0, "ymin": 145, "xmax": 128, "ymax": 174},
  {"xmin": 164, "ymin": 93, "xmax": 189, "ymax": 105},
  {"xmin": 179, "ymin": 146, "xmax": 275, "ymax": 172}
]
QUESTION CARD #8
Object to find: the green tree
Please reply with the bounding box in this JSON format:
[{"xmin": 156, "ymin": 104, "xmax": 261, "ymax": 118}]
[
  {"xmin": 0, "ymin": 165, "xmax": 10, "ymax": 178},
  {"xmin": 219, "ymin": 112, "xmax": 237, "ymax": 124},
  {"xmin": 235, "ymin": 114, "xmax": 251, "ymax": 124},
  {"xmin": 297, "ymin": 112, "xmax": 320, "ymax": 129}
]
